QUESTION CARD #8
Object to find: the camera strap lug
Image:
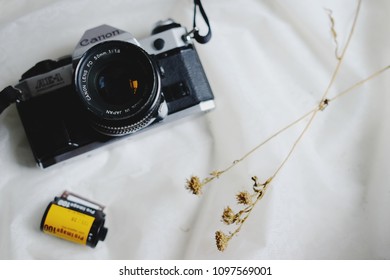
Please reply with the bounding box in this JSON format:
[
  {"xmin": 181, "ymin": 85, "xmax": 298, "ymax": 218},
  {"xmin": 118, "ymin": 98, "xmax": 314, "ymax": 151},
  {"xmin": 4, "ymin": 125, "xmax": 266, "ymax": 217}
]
[
  {"xmin": 182, "ymin": 27, "xmax": 200, "ymax": 43},
  {"xmin": 192, "ymin": 0, "xmax": 212, "ymax": 44}
]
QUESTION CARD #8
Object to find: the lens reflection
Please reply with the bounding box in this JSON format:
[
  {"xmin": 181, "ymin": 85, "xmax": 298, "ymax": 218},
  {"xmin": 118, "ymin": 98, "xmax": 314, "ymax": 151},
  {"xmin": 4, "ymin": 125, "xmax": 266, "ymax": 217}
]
[{"xmin": 96, "ymin": 61, "xmax": 142, "ymax": 106}]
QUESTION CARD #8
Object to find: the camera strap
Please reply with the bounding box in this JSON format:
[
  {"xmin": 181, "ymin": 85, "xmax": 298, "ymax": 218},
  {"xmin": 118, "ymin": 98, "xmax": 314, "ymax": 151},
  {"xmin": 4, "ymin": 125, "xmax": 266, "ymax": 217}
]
[
  {"xmin": 0, "ymin": 86, "xmax": 21, "ymax": 114},
  {"xmin": 192, "ymin": 0, "xmax": 212, "ymax": 44}
]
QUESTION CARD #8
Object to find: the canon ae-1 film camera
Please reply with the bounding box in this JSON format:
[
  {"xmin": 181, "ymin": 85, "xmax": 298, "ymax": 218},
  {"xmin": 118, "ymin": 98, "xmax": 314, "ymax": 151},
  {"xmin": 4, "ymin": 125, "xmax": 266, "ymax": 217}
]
[{"xmin": 8, "ymin": 20, "xmax": 214, "ymax": 168}]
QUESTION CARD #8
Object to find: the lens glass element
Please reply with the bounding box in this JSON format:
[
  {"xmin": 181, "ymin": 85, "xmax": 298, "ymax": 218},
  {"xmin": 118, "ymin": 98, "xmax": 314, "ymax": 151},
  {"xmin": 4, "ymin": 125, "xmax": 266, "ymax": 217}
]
[{"xmin": 96, "ymin": 60, "xmax": 143, "ymax": 106}]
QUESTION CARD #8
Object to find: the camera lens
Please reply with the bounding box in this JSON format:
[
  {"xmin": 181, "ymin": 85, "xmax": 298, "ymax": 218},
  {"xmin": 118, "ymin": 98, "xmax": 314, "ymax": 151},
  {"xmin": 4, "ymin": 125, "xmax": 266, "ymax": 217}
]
[{"xmin": 75, "ymin": 40, "xmax": 161, "ymax": 136}]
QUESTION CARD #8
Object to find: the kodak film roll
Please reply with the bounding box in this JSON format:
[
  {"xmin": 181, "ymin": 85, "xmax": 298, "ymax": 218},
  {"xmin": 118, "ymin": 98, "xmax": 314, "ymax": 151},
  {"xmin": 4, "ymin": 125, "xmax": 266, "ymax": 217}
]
[{"xmin": 40, "ymin": 191, "xmax": 108, "ymax": 248}]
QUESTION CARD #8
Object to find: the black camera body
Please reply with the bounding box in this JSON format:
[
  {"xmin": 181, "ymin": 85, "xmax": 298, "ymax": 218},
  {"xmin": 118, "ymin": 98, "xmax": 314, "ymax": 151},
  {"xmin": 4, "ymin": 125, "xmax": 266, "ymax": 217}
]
[{"xmin": 13, "ymin": 20, "xmax": 214, "ymax": 168}]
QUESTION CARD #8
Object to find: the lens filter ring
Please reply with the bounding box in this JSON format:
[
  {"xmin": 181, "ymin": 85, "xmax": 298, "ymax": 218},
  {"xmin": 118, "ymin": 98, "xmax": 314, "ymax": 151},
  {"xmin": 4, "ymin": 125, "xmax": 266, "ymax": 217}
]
[{"xmin": 74, "ymin": 40, "xmax": 161, "ymax": 136}]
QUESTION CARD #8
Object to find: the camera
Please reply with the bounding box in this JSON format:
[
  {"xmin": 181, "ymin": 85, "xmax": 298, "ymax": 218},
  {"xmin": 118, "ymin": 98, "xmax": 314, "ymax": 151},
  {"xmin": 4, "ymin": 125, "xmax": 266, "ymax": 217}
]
[{"xmin": 11, "ymin": 20, "xmax": 215, "ymax": 168}]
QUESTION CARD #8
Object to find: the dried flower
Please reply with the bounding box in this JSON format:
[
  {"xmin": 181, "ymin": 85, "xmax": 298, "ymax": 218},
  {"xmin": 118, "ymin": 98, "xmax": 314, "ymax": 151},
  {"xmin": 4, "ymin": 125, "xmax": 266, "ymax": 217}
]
[
  {"xmin": 214, "ymin": 176, "xmax": 272, "ymax": 251},
  {"xmin": 185, "ymin": 0, "xmax": 388, "ymax": 252},
  {"xmin": 185, "ymin": 171, "xmax": 224, "ymax": 196},
  {"xmin": 236, "ymin": 191, "xmax": 253, "ymax": 205},
  {"xmin": 215, "ymin": 230, "xmax": 229, "ymax": 252},
  {"xmin": 185, "ymin": 176, "xmax": 203, "ymax": 195},
  {"xmin": 222, "ymin": 206, "xmax": 236, "ymax": 225}
]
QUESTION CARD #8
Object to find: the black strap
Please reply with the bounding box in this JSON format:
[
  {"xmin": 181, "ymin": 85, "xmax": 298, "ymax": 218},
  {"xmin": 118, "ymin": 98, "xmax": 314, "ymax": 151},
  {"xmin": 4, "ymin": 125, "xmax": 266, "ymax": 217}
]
[
  {"xmin": 193, "ymin": 0, "xmax": 212, "ymax": 44},
  {"xmin": 0, "ymin": 86, "xmax": 20, "ymax": 114}
]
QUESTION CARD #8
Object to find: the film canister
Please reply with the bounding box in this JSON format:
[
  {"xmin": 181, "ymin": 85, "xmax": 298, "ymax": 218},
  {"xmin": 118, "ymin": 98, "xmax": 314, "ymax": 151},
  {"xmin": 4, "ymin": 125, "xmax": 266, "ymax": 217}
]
[{"xmin": 40, "ymin": 191, "xmax": 108, "ymax": 248}]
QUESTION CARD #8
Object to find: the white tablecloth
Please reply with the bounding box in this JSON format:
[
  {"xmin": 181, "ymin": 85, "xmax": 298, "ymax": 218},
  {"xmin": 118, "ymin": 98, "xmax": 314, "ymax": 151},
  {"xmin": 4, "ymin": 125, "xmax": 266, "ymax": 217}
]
[{"xmin": 0, "ymin": 0, "xmax": 389, "ymax": 259}]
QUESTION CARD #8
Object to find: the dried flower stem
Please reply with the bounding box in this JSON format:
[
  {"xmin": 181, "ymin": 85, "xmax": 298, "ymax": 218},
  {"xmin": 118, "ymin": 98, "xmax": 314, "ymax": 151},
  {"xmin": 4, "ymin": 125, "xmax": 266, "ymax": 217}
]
[
  {"xmin": 325, "ymin": 8, "xmax": 341, "ymax": 60},
  {"xmin": 185, "ymin": 108, "xmax": 318, "ymax": 195},
  {"xmin": 321, "ymin": 0, "xmax": 361, "ymax": 100},
  {"xmin": 328, "ymin": 65, "xmax": 390, "ymax": 103},
  {"xmin": 186, "ymin": 62, "xmax": 388, "ymax": 196},
  {"xmin": 186, "ymin": 0, "xmax": 389, "ymax": 251},
  {"xmin": 213, "ymin": 65, "xmax": 388, "ymax": 251}
]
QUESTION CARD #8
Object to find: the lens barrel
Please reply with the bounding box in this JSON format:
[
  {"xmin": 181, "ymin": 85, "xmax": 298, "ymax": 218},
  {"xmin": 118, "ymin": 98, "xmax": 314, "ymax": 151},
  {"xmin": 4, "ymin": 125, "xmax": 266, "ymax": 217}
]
[{"xmin": 75, "ymin": 40, "xmax": 161, "ymax": 136}]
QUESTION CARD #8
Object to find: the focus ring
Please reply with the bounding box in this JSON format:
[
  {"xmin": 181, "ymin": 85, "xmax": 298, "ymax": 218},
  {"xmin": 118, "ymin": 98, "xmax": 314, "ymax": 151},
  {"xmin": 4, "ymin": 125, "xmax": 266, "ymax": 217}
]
[{"xmin": 92, "ymin": 109, "xmax": 156, "ymax": 136}]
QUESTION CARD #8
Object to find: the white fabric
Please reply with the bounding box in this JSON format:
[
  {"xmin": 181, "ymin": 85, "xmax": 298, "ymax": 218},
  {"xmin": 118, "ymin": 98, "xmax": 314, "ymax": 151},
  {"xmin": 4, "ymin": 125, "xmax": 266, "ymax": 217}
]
[{"xmin": 0, "ymin": 0, "xmax": 389, "ymax": 259}]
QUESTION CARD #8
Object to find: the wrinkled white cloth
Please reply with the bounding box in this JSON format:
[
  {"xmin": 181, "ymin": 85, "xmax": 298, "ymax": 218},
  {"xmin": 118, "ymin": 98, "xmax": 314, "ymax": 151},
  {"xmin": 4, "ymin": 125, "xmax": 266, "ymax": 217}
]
[{"xmin": 0, "ymin": 0, "xmax": 389, "ymax": 259}]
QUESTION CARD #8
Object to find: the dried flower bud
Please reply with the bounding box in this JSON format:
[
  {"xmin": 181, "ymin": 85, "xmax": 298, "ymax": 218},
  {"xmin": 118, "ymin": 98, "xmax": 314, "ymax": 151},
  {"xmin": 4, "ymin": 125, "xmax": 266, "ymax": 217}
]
[
  {"xmin": 222, "ymin": 206, "xmax": 236, "ymax": 225},
  {"xmin": 215, "ymin": 230, "xmax": 229, "ymax": 252},
  {"xmin": 236, "ymin": 191, "xmax": 253, "ymax": 205},
  {"xmin": 185, "ymin": 176, "xmax": 203, "ymax": 195}
]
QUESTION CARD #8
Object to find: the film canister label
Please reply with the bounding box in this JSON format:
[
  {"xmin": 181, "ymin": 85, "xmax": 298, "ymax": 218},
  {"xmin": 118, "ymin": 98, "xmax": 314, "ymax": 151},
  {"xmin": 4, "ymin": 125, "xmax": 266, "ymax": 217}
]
[
  {"xmin": 42, "ymin": 204, "xmax": 95, "ymax": 245},
  {"xmin": 40, "ymin": 192, "xmax": 108, "ymax": 248}
]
